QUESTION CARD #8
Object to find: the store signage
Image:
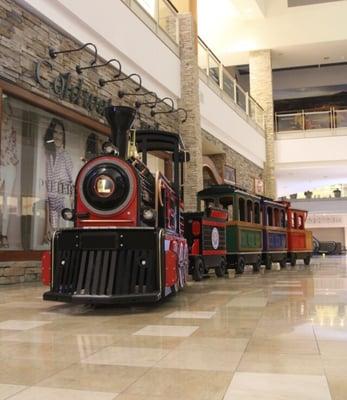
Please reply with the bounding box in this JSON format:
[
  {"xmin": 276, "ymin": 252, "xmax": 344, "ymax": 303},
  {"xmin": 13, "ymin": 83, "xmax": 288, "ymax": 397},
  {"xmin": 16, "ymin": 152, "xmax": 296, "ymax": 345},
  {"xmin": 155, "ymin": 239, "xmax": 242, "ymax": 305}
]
[
  {"xmin": 34, "ymin": 60, "xmax": 112, "ymax": 116},
  {"xmin": 254, "ymin": 178, "xmax": 264, "ymax": 195}
]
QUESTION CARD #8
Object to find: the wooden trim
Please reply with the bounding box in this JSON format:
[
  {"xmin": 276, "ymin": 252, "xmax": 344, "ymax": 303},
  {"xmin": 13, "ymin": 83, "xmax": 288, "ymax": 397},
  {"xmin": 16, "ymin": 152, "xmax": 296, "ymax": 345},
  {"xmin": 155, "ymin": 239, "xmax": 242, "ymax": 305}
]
[
  {"xmin": 264, "ymin": 226, "xmax": 287, "ymax": 232},
  {"xmin": 227, "ymin": 220, "xmax": 262, "ymax": 229},
  {"xmin": 0, "ymin": 251, "xmax": 43, "ymax": 262},
  {"xmin": 0, "ymin": 79, "xmax": 110, "ymax": 136}
]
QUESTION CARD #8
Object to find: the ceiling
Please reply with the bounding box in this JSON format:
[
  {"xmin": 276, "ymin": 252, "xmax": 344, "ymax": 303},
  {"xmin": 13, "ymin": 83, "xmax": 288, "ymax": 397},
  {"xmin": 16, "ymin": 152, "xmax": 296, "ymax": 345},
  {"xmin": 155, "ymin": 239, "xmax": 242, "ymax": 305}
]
[
  {"xmin": 197, "ymin": 0, "xmax": 347, "ymax": 69},
  {"xmin": 276, "ymin": 161, "xmax": 347, "ymax": 196}
]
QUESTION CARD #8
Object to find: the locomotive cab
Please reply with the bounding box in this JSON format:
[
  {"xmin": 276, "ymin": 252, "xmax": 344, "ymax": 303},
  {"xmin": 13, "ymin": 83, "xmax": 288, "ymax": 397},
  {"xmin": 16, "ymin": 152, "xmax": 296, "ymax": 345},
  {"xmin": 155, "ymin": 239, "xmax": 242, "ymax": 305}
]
[{"xmin": 43, "ymin": 106, "xmax": 189, "ymax": 304}]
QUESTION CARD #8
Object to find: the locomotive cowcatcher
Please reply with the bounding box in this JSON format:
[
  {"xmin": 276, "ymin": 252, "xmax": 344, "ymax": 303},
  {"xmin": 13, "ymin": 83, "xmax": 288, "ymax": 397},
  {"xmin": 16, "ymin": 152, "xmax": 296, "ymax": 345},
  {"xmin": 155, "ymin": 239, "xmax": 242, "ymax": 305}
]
[
  {"xmin": 43, "ymin": 105, "xmax": 190, "ymax": 304},
  {"xmin": 184, "ymin": 193, "xmax": 228, "ymax": 281}
]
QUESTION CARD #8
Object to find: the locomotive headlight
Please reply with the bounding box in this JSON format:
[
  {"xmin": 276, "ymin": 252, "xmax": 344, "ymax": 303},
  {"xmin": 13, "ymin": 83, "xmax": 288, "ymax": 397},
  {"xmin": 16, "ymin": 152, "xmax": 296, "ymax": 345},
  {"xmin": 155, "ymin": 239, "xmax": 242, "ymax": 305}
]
[
  {"xmin": 94, "ymin": 175, "xmax": 115, "ymax": 198},
  {"xmin": 143, "ymin": 208, "xmax": 155, "ymax": 221},
  {"xmin": 61, "ymin": 208, "xmax": 75, "ymax": 221}
]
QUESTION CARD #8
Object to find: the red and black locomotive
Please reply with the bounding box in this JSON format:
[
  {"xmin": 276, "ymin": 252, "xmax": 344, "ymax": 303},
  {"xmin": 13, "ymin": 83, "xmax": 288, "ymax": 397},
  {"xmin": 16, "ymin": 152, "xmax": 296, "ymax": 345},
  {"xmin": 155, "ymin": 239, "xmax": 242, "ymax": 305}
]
[{"xmin": 43, "ymin": 105, "xmax": 189, "ymax": 304}]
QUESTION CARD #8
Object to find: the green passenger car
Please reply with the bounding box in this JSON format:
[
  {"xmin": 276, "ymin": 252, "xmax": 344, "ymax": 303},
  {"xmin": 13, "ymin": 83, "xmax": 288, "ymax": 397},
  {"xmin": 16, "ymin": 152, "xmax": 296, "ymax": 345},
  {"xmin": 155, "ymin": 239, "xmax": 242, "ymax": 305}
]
[{"xmin": 197, "ymin": 185, "xmax": 263, "ymax": 274}]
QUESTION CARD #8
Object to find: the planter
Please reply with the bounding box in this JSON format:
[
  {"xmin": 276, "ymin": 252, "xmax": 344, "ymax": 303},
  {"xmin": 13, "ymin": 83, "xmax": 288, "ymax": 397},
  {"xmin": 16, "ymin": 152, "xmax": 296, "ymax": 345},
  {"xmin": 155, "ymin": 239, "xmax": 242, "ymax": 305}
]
[
  {"xmin": 333, "ymin": 189, "xmax": 341, "ymax": 198},
  {"xmin": 304, "ymin": 191, "xmax": 313, "ymax": 199}
]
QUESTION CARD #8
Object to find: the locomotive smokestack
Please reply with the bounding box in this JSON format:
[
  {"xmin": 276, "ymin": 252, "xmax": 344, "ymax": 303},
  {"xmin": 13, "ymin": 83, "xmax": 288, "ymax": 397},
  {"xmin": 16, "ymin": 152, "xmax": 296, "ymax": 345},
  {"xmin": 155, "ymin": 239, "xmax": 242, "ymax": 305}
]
[{"xmin": 104, "ymin": 106, "xmax": 136, "ymax": 159}]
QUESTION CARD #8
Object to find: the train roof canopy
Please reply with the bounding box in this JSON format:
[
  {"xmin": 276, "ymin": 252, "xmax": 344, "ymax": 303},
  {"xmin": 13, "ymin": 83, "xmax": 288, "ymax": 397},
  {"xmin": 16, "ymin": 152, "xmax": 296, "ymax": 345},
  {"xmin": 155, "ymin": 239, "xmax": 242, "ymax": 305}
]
[
  {"xmin": 136, "ymin": 129, "xmax": 187, "ymax": 157},
  {"xmin": 197, "ymin": 185, "xmax": 261, "ymax": 200}
]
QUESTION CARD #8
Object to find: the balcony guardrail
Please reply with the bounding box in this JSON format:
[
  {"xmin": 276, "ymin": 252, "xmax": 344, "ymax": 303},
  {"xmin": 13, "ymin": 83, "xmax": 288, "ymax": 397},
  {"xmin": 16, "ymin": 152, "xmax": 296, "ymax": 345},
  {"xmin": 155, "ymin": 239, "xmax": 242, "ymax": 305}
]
[
  {"xmin": 198, "ymin": 37, "xmax": 265, "ymax": 131},
  {"xmin": 122, "ymin": 0, "xmax": 179, "ymax": 45},
  {"xmin": 275, "ymin": 108, "xmax": 347, "ymax": 133}
]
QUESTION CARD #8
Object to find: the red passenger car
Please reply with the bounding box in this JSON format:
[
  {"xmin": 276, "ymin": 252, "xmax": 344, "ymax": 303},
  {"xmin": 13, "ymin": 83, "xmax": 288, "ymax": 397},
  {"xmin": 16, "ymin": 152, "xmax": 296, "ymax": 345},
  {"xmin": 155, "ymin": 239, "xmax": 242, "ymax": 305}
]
[
  {"xmin": 281, "ymin": 201, "xmax": 313, "ymax": 266},
  {"xmin": 42, "ymin": 105, "xmax": 190, "ymax": 304},
  {"xmin": 184, "ymin": 204, "xmax": 228, "ymax": 281}
]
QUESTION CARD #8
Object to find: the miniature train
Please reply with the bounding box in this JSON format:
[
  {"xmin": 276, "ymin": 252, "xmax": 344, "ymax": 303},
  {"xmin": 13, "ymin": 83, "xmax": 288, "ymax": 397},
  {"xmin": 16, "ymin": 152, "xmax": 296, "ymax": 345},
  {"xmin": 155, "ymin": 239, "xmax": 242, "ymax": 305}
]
[
  {"xmin": 42, "ymin": 105, "xmax": 313, "ymax": 302},
  {"xmin": 185, "ymin": 185, "xmax": 313, "ymax": 279},
  {"xmin": 43, "ymin": 105, "xmax": 190, "ymax": 304}
]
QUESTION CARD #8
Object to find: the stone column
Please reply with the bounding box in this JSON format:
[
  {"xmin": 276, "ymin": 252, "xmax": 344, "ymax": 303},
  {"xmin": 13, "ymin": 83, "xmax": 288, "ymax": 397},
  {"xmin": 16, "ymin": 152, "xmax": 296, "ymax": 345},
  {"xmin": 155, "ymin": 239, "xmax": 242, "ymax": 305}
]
[
  {"xmin": 249, "ymin": 50, "xmax": 276, "ymax": 199},
  {"xmin": 178, "ymin": 13, "xmax": 203, "ymax": 211}
]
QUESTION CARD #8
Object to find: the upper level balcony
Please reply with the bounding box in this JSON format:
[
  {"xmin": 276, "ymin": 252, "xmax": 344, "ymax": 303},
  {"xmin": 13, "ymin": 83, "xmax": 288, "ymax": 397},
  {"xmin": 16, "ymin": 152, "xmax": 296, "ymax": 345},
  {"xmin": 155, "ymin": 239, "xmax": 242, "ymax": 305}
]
[
  {"xmin": 198, "ymin": 38, "xmax": 265, "ymax": 134},
  {"xmin": 276, "ymin": 108, "xmax": 347, "ymax": 139}
]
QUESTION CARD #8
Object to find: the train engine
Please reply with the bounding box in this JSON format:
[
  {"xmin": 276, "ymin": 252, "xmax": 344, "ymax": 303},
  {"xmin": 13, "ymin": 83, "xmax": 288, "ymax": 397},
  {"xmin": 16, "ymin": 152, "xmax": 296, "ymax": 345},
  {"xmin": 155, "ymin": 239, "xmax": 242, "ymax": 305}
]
[{"xmin": 43, "ymin": 105, "xmax": 189, "ymax": 304}]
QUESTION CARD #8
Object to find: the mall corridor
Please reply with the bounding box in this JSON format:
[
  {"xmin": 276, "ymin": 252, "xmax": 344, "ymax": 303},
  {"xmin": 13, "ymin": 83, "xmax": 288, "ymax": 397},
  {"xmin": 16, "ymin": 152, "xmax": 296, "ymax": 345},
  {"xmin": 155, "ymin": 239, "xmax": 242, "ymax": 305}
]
[{"xmin": 0, "ymin": 257, "xmax": 346, "ymax": 399}]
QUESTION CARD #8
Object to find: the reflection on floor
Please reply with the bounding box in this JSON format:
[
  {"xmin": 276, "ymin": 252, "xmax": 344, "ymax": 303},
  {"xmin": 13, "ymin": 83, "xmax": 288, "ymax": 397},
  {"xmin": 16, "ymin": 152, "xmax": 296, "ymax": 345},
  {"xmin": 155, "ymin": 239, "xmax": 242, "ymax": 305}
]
[{"xmin": 1, "ymin": 256, "xmax": 347, "ymax": 399}]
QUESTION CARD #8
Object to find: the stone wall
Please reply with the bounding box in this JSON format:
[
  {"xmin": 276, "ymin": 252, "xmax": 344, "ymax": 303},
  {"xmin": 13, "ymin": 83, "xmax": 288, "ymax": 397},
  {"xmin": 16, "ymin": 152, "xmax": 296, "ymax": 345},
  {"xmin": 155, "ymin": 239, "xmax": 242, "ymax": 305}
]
[
  {"xmin": 178, "ymin": 13, "xmax": 203, "ymax": 210},
  {"xmin": 203, "ymin": 130, "xmax": 263, "ymax": 194},
  {"xmin": 249, "ymin": 50, "xmax": 276, "ymax": 198},
  {"xmin": 0, "ymin": 0, "xmax": 179, "ymax": 132},
  {"xmin": 0, "ymin": 262, "xmax": 41, "ymax": 284}
]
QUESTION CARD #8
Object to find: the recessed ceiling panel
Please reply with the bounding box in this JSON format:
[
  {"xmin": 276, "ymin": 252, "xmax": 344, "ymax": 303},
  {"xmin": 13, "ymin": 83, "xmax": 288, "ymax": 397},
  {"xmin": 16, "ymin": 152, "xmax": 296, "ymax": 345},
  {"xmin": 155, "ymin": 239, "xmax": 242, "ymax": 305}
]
[{"xmin": 288, "ymin": 0, "xmax": 343, "ymax": 7}]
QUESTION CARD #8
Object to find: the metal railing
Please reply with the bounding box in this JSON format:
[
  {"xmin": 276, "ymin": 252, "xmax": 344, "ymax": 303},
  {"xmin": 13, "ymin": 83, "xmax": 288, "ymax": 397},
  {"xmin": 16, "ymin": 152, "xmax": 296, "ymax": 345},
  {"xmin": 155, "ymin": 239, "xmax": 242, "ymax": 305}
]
[
  {"xmin": 276, "ymin": 108, "xmax": 347, "ymax": 133},
  {"xmin": 198, "ymin": 37, "xmax": 265, "ymax": 131},
  {"xmin": 125, "ymin": 0, "xmax": 179, "ymax": 44}
]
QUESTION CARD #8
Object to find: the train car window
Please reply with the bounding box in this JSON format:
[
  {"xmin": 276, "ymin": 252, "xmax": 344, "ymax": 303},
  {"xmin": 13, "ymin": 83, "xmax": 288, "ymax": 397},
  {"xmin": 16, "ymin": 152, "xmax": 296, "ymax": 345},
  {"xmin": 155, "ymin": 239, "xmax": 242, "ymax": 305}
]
[
  {"xmin": 274, "ymin": 208, "xmax": 280, "ymax": 227},
  {"xmin": 292, "ymin": 213, "xmax": 297, "ymax": 229},
  {"xmin": 267, "ymin": 206, "xmax": 273, "ymax": 226},
  {"xmin": 227, "ymin": 204, "xmax": 233, "ymax": 221},
  {"xmin": 238, "ymin": 197, "xmax": 246, "ymax": 221},
  {"xmin": 298, "ymin": 215, "xmax": 304, "ymax": 229},
  {"xmin": 246, "ymin": 199, "xmax": 253, "ymax": 223},
  {"xmin": 254, "ymin": 202, "xmax": 260, "ymax": 224},
  {"xmin": 280, "ymin": 209, "xmax": 286, "ymax": 227}
]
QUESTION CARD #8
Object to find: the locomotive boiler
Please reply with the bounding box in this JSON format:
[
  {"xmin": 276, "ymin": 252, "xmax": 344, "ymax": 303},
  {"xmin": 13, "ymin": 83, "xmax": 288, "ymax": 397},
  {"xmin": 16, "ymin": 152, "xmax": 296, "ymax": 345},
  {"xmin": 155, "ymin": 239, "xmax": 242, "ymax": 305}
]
[{"xmin": 43, "ymin": 105, "xmax": 189, "ymax": 304}]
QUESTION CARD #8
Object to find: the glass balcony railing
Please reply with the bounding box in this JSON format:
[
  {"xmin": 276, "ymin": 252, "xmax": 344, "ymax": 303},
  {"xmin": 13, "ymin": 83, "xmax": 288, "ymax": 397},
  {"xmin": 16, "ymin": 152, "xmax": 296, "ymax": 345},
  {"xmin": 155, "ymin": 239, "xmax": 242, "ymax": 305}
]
[
  {"xmin": 123, "ymin": 0, "xmax": 179, "ymax": 44},
  {"xmin": 198, "ymin": 38, "xmax": 265, "ymax": 131},
  {"xmin": 276, "ymin": 108, "xmax": 347, "ymax": 133}
]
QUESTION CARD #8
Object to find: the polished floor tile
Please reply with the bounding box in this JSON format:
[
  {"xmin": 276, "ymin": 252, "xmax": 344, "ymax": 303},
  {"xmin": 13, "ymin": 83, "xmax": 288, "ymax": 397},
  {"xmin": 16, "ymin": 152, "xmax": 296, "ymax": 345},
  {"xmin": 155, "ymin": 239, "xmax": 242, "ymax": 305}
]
[
  {"xmin": 155, "ymin": 348, "xmax": 243, "ymax": 371},
  {"xmin": 226, "ymin": 297, "xmax": 268, "ymax": 307},
  {"xmin": 237, "ymin": 352, "xmax": 324, "ymax": 375},
  {"xmin": 124, "ymin": 368, "xmax": 232, "ymax": 400},
  {"xmin": 38, "ymin": 364, "xmax": 147, "ymax": 393},
  {"xmin": 82, "ymin": 346, "xmax": 169, "ymax": 367},
  {"xmin": 8, "ymin": 386, "xmax": 117, "ymax": 400},
  {"xmin": 164, "ymin": 311, "xmax": 216, "ymax": 319},
  {"xmin": 133, "ymin": 325, "xmax": 199, "ymax": 337},
  {"xmin": 0, "ymin": 320, "xmax": 51, "ymax": 331},
  {"xmin": 224, "ymin": 372, "xmax": 331, "ymax": 400},
  {"xmin": 0, "ymin": 384, "xmax": 26, "ymax": 400},
  {"xmin": 1, "ymin": 256, "xmax": 347, "ymax": 399}
]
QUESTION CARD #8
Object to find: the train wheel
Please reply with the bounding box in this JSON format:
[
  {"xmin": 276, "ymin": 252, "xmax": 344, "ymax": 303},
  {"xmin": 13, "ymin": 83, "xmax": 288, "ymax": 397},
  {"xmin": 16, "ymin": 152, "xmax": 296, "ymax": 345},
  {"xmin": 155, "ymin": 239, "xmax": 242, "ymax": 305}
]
[
  {"xmin": 193, "ymin": 257, "xmax": 204, "ymax": 281},
  {"xmin": 236, "ymin": 257, "xmax": 245, "ymax": 274},
  {"xmin": 265, "ymin": 257, "xmax": 272, "ymax": 270},
  {"xmin": 304, "ymin": 255, "xmax": 311, "ymax": 266},
  {"xmin": 290, "ymin": 254, "xmax": 297, "ymax": 267},
  {"xmin": 252, "ymin": 256, "xmax": 262, "ymax": 273},
  {"xmin": 215, "ymin": 258, "xmax": 226, "ymax": 278},
  {"xmin": 279, "ymin": 258, "xmax": 287, "ymax": 268}
]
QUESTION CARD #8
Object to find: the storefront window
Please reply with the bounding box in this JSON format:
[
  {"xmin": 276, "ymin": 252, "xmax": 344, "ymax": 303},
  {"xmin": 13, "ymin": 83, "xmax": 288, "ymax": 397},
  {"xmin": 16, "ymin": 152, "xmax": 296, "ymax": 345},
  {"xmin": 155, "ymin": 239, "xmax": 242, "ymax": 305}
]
[{"xmin": 0, "ymin": 94, "xmax": 106, "ymax": 251}]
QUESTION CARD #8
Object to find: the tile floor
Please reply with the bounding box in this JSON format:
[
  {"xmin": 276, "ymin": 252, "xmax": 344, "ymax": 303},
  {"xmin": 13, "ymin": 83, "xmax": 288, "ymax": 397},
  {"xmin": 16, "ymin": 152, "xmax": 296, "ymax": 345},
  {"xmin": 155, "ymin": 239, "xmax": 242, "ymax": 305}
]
[{"xmin": 1, "ymin": 256, "xmax": 347, "ymax": 399}]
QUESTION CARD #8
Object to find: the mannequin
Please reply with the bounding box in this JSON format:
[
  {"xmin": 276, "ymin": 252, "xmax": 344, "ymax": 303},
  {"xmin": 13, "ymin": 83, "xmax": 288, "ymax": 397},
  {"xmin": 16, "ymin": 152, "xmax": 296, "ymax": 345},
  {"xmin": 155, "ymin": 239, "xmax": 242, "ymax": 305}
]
[
  {"xmin": 0, "ymin": 100, "xmax": 18, "ymax": 248},
  {"xmin": 43, "ymin": 118, "xmax": 73, "ymax": 241}
]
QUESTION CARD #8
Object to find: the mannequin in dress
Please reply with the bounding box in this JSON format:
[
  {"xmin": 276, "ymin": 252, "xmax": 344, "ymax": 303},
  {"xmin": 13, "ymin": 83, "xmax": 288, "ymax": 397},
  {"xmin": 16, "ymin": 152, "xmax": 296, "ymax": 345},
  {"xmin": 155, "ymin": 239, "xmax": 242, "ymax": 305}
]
[
  {"xmin": 0, "ymin": 100, "xmax": 18, "ymax": 248},
  {"xmin": 43, "ymin": 118, "xmax": 73, "ymax": 241}
]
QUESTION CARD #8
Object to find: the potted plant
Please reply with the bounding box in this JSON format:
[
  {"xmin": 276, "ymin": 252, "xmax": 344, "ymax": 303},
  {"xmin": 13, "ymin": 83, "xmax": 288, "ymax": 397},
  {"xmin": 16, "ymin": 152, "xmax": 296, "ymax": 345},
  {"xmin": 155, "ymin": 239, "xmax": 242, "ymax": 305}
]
[
  {"xmin": 333, "ymin": 188, "xmax": 341, "ymax": 198},
  {"xmin": 289, "ymin": 193, "xmax": 297, "ymax": 199},
  {"xmin": 304, "ymin": 190, "xmax": 313, "ymax": 199}
]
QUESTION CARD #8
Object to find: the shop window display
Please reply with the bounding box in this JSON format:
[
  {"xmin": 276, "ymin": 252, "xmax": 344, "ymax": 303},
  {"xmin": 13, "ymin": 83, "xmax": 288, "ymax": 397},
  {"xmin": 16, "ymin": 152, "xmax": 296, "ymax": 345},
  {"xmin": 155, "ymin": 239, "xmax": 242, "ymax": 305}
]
[{"xmin": 0, "ymin": 95, "xmax": 105, "ymax": 250}]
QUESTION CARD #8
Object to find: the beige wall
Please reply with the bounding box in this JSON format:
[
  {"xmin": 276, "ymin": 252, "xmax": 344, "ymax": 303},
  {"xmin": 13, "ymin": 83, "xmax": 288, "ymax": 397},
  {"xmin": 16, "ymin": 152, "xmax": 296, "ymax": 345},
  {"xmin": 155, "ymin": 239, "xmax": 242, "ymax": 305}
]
[{"xmin": 311, "ymin": 228, "xmax": 345, "ymax": 245}]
